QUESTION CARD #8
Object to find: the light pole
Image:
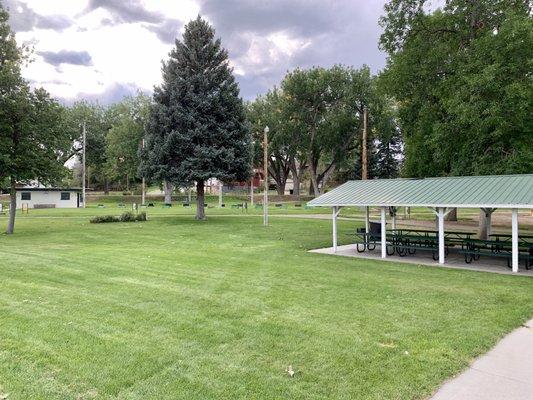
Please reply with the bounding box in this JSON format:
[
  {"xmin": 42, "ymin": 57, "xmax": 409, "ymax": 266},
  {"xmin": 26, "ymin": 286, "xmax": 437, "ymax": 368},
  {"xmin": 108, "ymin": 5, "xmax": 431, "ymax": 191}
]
[{"xmin": 263, "ymin": 126, "xmax": 269, "ymax": 226}]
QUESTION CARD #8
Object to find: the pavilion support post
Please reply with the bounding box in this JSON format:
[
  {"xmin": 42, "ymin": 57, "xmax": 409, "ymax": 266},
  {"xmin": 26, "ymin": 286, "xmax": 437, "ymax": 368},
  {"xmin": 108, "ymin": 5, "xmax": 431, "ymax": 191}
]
[
  {"xmin": 332, "ymin": 206, "xmax": 341, "ymax": 252},
  {"xmin": 365, "ymin": 206, "xmax": 370, "ymax": 234},
  {"xmin": 438, "ymin": 207, "xmax": 445, "ymax": 264},
  {"xmin": 511, "ymin": 208, "xmax": 518, "ymax": 273},
  {"xmin": 380, "ymin": 206, "xmax": 387, "ymax": 258},
  {"xmin": 332, "ymin": 206, "xmax": 337, "ymax": 252}
]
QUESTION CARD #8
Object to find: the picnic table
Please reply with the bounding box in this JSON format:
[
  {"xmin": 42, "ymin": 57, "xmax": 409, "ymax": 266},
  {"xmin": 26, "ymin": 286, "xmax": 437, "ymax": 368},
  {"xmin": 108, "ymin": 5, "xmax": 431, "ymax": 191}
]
[
  {"xmin": 489, "ymin": 233, "xmax": 533, "ymax": 243},
  {"xmin": 460, "ymin": 237, "xmax": 533, "ymax": 269},
  {"xmin": 355, "ymin": 228, "xmax": 475, "ymax": 260}
]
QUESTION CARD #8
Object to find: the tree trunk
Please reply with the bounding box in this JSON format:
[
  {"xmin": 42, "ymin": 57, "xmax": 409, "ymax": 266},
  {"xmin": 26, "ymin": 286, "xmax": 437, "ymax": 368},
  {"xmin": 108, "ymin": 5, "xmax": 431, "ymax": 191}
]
[
  {"xmin": 292, "ymin": 172, "xmax": 300, "ymax": 196},
  {"xmin": 196, "ymin": 180, "xmax": 206, "ymax": 220},
  {"xmin": 289, "ymin": 158, "xmax": 305, "ymax": 197},
  {"xmin": 163, "ymin": 180, "xmax": 172, "ymax": 204},
  {"xmin": 445, "ymin": 207, "xmax": 457, "ymax": 221},
  {"xmin": 318, "ymin": 163, "xmax": 336, "ymax": 191},
  {"xmin": 478, "ymin": 208, "xmax": 494, "ymax": 239},
  {"xmin": 6, "ymin": 177, "xmax": 16, "ymax": 235},
  {"xmin": 275, "ymin": 177, "xmax": 286, "ymax": 196},
  {"xmin": 104, "ymin": 177, "xmax": 109, "ymax": 195},
  {"xmin": 308, "ymin": 158, "xmax": 320, "ymax": 197}
]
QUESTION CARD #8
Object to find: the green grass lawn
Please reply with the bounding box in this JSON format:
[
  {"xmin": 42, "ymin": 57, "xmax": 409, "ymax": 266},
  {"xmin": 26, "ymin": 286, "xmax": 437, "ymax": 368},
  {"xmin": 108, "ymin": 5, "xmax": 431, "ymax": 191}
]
[{"xmin": 0, "ymin": 211, "xmax": 532, "ymax": 399}]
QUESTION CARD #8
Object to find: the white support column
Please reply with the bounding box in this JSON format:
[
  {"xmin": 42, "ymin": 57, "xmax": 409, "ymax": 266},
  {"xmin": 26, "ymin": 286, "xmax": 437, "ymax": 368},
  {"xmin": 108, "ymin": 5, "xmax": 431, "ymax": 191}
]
[
  {"xmin": 381, "ymin": 206, "xmax": 387, "ymax": 258},
  {"xmin": 332, "ymin": 206, "xmax": 338, "ymax": 252},
  {"xmin": 512, "ymin": 208, "xmax": 518, "ymax": 273},
  {"xmin": 438, "ymin": 207, "xmax": 445, "ymax": 264},
  {"xmin": 391, "ymin": 207, "xmax": 396, "ymax": 231},
  {"xmin": 365, "ymin": 206, "xmax": 370, "ymax": 233}
]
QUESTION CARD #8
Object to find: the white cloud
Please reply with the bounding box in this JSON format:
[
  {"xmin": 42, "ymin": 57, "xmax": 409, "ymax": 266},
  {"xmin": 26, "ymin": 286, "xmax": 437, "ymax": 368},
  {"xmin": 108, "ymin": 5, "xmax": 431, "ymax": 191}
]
[
  {"xmin": 9, "ymin": 0, "xmax": 387, "ymax": 103},
  {"xmin": 14, "ymin": 0, "xmax": 197, "ymax": 103}
]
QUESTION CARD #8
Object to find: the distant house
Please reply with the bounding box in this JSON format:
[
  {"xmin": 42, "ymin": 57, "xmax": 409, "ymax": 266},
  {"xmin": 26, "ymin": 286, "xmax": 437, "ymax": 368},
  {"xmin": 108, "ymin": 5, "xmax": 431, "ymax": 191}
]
[{"xmin": 15, "ymin": 188, "xmax": 83, "ymax": 209}]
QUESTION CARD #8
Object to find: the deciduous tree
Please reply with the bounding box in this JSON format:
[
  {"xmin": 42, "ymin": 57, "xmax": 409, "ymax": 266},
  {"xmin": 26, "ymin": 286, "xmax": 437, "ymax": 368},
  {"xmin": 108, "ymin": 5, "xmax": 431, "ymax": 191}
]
[
  {"xmin": 380, "ymin": 0, "xmax": 532, "ymax": 176},
  {"xmin": 0, "ymin": 4, "xmax": 69, "ymax": 234}
]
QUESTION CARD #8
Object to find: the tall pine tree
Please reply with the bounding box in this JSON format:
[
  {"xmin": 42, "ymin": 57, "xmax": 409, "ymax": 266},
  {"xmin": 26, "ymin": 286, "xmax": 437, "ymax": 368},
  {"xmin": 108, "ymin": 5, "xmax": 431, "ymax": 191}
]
[{"xmin": 141, "ymin": 17, "xmax": 252, "ymax": 219}]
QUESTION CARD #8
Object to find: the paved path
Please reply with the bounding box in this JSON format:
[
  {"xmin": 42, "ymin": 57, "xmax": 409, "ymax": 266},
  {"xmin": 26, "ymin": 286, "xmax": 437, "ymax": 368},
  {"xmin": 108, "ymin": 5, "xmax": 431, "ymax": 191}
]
[{"xmin": 430, "ymin": 318, "xmax": 533, "ymax": 400}]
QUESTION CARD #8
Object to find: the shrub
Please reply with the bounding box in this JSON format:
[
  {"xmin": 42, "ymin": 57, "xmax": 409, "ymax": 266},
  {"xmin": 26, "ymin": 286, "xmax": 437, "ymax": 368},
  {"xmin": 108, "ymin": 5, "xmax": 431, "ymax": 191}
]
[
  {"xmin": 90, "ymin": 212, "xmax": 147, "ymax": 224},
  {"xmin": 90, "ymin": 215, "xmax": 119, "ymax": 224},
  {"xmin": 136, "ymin": 212, "xmax": 147, "ymax": 221},
  {"xmin": 119, "ymin": 211, "xmax": 136, "ymax": 222}
]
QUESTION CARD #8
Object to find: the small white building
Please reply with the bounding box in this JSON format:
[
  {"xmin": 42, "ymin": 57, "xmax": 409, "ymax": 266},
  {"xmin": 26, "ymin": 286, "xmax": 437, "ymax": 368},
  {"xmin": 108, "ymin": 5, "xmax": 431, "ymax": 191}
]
[{"xmin": 15, "ymin": 188, "xmax": 82, "ymax": 209}]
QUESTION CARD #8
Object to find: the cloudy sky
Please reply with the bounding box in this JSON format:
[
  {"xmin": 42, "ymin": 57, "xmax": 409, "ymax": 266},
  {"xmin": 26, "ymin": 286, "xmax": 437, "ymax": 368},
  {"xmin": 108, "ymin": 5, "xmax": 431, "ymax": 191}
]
[{"xmin": 5, "ymin": 0, "xmax": 388, "ymax": 105}]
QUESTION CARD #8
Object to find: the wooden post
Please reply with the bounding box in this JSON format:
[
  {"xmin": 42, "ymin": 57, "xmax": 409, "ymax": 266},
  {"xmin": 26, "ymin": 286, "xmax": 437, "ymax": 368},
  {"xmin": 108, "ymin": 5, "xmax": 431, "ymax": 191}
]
[
  {"xmin": 82, "ymin": 121, "xmax": 86, "ymax": 208},
  {"xmin": 250, "ymin": 177, "xmax": 254, "ymax": 207},
  {"xmin": 141, "ymin": 139, "xmax": 146, "ymax": 205},
  {"xmin": 263, "ymin": 126, "xmax": 269, "ymax": 226},
  {"xmin": 361, "ymin": 107, "xmax": 368, "ymax": 180}
]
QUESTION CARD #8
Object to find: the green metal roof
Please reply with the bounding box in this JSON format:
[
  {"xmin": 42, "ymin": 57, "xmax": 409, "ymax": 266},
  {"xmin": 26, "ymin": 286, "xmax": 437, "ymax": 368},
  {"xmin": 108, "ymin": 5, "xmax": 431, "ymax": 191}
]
[{"xmin": 307, "ymin": 174, "xmax": 533, "ymax": 209}]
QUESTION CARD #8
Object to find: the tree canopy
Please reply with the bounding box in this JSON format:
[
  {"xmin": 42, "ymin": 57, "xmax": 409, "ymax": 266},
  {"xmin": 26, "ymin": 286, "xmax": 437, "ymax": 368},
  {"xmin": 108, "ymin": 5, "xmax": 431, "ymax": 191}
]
[
  {"xmin": 380, "ymin": 0, "xmax": 532, "ymax": 177},
  {"xmin": 0, "ymin": 4, "xmax": 70, "ymax": 234},
  {"xmin": 246, "ymin": 65, "xmax": 402, "ymax": 196},
  {"xmin": 105, "ymin": 93, "xmax": 151, "ymax": 191}
]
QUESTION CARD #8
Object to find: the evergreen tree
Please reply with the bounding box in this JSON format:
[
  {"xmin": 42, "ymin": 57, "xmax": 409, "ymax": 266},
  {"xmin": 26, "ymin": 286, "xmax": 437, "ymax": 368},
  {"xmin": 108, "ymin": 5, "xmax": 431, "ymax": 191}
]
[
  {"xmin": 370, "ymin": 98, "xmax": 402, "ymax": 179},
  {"xmin": 141, "ymin": 17, "xmax": 252, "ymax": 219}
]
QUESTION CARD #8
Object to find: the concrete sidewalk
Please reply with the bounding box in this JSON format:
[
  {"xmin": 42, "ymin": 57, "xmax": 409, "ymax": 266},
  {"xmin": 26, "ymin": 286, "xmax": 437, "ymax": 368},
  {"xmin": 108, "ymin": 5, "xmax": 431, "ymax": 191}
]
[{"xmin": 430, "ymin": 318, "xmax": 533, "ymax": 400}]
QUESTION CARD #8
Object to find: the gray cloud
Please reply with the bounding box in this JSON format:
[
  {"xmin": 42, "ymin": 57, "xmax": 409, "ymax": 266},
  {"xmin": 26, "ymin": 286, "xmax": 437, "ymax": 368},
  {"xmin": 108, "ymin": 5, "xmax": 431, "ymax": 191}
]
[
  {"xmin": 145, "ymin": 19, "xmax": 182, "ymax": 44},
  {"xmin": 198, "ymin": 0, "xmax": 388, "ymax": 100},
  {"xmin": 39, "ymin": 50, "xmax": 93, "ymax": 67},
  {"xmin": 8, "ymin": 0, "xmax": 389, "ymax": 105},
  {"xmin": 4, "ymin": 0, "xmax": 72, "ymax": 32},
  {"xmin": 199, "ymin": 0, "xmax": 338, "ymax": 37},
  {"xmin": 76, "ymin": 82, "xmax": 150, "ymax": 105},
  {"xmin": 86, "ymin": 0, "xmax": 163, "ymax": 24}
]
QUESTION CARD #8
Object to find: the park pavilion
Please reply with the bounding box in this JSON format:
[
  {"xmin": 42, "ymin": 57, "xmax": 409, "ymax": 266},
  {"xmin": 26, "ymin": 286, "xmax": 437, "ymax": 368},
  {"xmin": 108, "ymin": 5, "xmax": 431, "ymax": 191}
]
[{"xmin": 307, "ymin": 174, "xmax": 533, "ymax": 273}]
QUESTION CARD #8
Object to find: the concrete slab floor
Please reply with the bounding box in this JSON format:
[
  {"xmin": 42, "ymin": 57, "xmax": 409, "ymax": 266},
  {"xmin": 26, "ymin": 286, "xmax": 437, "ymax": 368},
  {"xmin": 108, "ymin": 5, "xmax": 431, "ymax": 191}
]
[
  {"xmin": 430, "ymin": 319, "xmax": 533, "ymax": 400},
  {"xmin": 309, "ymin": 244, "xmax": 533, "ymax": 277}
]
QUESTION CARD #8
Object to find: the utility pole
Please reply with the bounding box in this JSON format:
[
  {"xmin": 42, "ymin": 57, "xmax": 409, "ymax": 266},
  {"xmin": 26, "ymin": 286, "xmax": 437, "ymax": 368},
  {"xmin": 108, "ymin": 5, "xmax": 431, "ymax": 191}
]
[
  {"xmin": 361, "ymin": 106, "xmax": 368, "ymax": 180},
  {"xmin": 141, "ymin": 138, "xmax": 146, "ymax": 205},
  {"xmin": 82, "ymin": 121, "xmax": 86, "ymax": 208},
  {"xmin": 263, "ymin": 126, "xmax": 269, "ymax": 226},
  {"xmin": 218, "ymin": 181, "xmax": 223, "ymax": 207}
]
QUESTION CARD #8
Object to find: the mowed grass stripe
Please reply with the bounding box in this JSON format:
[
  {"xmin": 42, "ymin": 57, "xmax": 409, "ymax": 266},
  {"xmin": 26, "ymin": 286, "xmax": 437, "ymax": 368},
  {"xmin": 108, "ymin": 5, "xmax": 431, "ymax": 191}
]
[{"xmin": 0, "ymin": 214, "xmax": 532, "ymax": 399}]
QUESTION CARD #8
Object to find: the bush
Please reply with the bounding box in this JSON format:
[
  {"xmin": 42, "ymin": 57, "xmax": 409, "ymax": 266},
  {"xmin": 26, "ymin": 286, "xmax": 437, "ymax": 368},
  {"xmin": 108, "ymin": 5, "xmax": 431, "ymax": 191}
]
[
  {"xmin": 90, "ymin": 211, "xmax": 147, "ymax": 224},
  {"xmin": 90, "ymin": 215, "xmax": 119, "ymax": 223},
  {"xmin": 119, "ymin": 211, "xmax": 136, "ymax": 222},
  {"xmin": 136, "ymin": 212, "xmax": 147, "ymax": 221}
]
